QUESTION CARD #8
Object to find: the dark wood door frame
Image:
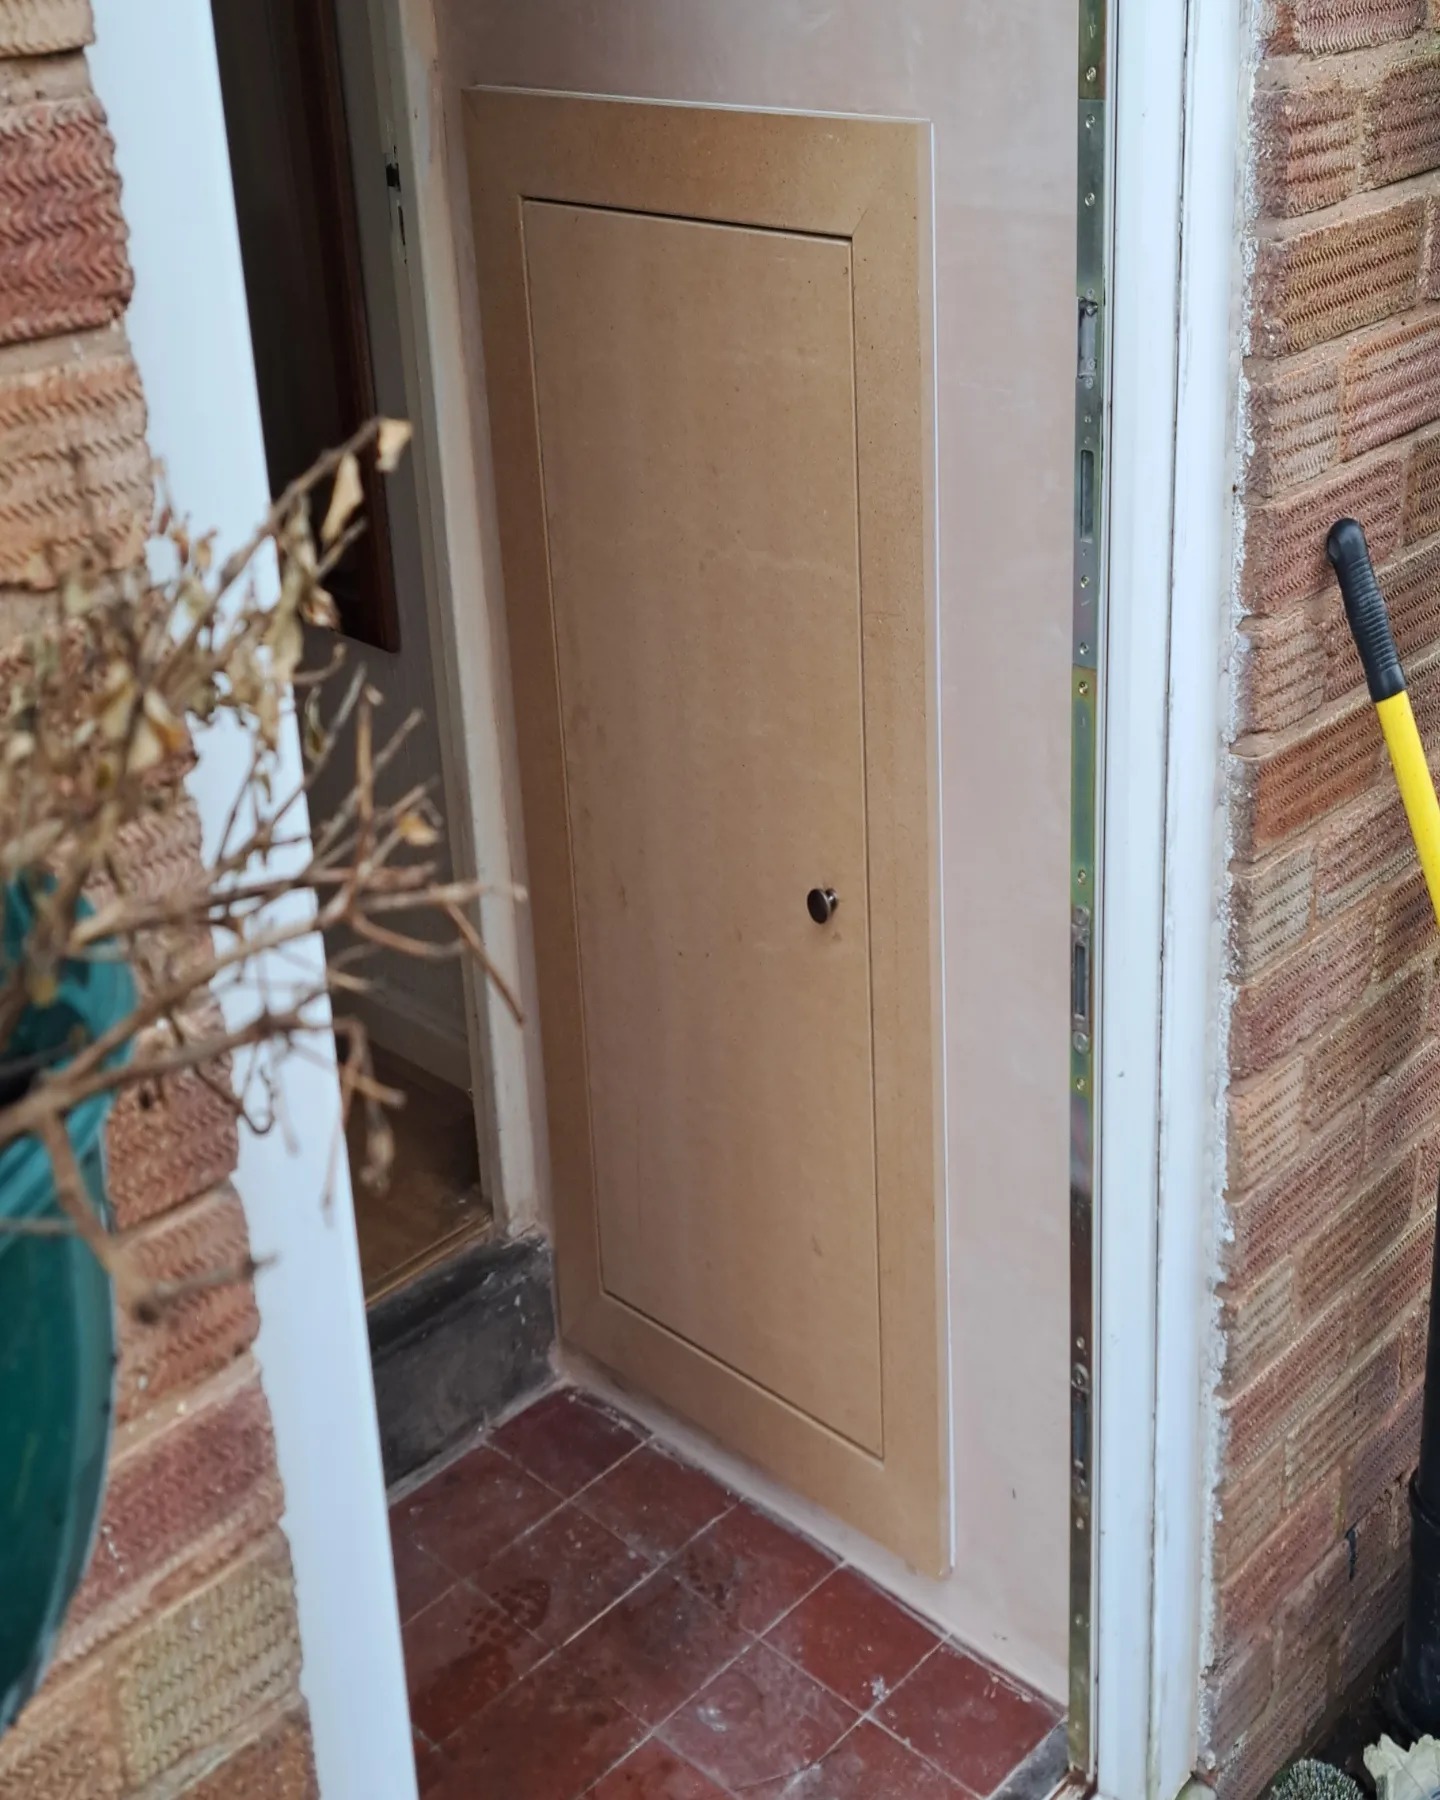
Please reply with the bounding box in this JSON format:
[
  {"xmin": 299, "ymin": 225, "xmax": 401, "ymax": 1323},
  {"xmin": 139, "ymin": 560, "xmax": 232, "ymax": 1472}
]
[{"xmin": 212, "ymin": 0, "xmax": 400, "ymax": 652}]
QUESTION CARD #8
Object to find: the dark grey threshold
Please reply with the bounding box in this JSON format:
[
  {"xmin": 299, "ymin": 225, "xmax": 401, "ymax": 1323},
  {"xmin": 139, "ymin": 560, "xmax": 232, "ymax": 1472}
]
[
  {"xmin": 993, "ymin": 1720, "xmax": 1072, "ymax": 1800},
  {"xmin": 368, "ymin": 1231, "xmax": 555, "ymax": 1486}
]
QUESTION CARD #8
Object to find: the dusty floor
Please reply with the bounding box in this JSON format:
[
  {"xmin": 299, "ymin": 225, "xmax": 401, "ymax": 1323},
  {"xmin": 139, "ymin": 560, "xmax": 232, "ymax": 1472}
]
[
  {"xmin": 350, "ymin": 1049, "xmax": 489, "ymax": 1301},
  {"xmin": 391, "ymin": 1385, "xmax": 1065, "ymax": 1798}
]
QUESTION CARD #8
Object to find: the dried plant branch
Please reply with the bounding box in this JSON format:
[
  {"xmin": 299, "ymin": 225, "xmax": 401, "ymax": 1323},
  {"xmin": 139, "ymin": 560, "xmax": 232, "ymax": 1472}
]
[{"xmin": 0, "ymin": 417, "xmax": 525, "ymax": 1320}]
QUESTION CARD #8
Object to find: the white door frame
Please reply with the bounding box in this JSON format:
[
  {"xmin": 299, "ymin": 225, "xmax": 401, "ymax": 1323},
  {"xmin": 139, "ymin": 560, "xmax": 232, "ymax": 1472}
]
[
  {"xmin": 364, "ymin": 2, "xmax": 1244, "ymax": 1796},
  {"xmin": 1093, "ymin": 0, "xmax": 1242, "ymax": 1797},
  {"xmin": 363, "ymin": 0, "xmax": 549, "ymax": 1235}
]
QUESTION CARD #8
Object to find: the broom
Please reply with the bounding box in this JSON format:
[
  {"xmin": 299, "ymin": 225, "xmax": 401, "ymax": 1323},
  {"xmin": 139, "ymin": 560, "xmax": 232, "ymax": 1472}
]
[
  {"xmin": 1329, "ymin": 517, "xmax": 1440, "ymax": 1743},
  {"xmin": 1256, "ymin": 523, "xmax": 1440, "ymax": 1799}
]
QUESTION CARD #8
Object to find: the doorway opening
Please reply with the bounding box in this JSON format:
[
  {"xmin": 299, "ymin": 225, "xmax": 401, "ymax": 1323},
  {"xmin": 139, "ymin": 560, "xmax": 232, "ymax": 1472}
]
[
  {"xmin": 211, "ymin": 0, "xmax": 1080, "ymax": 1771},
  {"xmin": 209, "ymin": 0, "xmax": 493, "ymax": 1307}
]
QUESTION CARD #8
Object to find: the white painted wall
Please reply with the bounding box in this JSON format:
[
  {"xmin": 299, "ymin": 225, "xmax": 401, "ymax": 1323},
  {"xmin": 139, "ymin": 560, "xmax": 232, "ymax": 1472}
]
[
  {"xmin": 421, "ymin": 0, "xmax": 1075, "ymax": 1696},
  {"xmin": 89, "ymin": 10, "xmax": 417, "ymax": 1797}
]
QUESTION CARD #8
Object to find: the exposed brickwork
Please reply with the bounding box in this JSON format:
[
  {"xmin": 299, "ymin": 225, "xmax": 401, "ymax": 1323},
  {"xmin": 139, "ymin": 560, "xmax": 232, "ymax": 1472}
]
[
  {"xmin": 114, "ymin": 1189, "xmax": 261, "ymax": 1425},
  {"xmin": 0, "ymin": 15, "xmax": 314, "ymax": 1798},
  {"xmin": 1425, "ymin": 196, "xmax": 1440, "ymax": 296},
  {"xmin": 0, "ymin": 0, "xmax": 91, "ymax": 56},
  {"xmin": 0, "ymin": 91, "xmax": 131, "ymax": 346},
  {"xmin": 73, "ymin": 1373, "xmax": 277, "ymax": 1625},
  {"xmin": 114, "ymin": 1538, "xmax": 302, "ymax": 1788},
  {"xmin": 107, "ymin": 1026, "xmax": 242, "ymax": 1232},
  {"xmin": 1263, "ymin": 0, "xmax": 1425, "ymax": 56},
  {"xmin": 1341, "ymin": 310, "xmax": 1440, "ymax": 457},
  {"xmin": 1236, "ymin": 702, "xmax": 1381, "ymax": 851},
  {"xmin": 185, "ymin": 1709, "xmax": 318, "ymax": 1800},
  {"xmin": 1211, "ymin": 5, "xmax": 1440, "ymax": 1789},
  {"xmin": 1252, "ymin": 200, "xmax": 1423, "ymax": 355},
  {"xmin": 1249, "ymin": 352, "xmax": 1344, "ymax": 496},
  {"xmin": 1407, "ymin": 428, "xmax": 1440, "ymax": 537},
  {"xmin": 0, "ymin": 346, "xmax": 151, "ymax": 584},
  {"xmin": 1255, "ymin": 83, "xmax": 1361, "ymax": 219},
  {"xmin": 1239, "ymin": 609, "xmax": 1327, "ymax": 733},
  {"xmin": 1242, "ymin": 448, "xmax": 1405, "ymax": 613},
  {"xmin": 1230, "ymin": 845, "xmax": 1316, "ymax": 977},
  {"xmin": 1306, "ymin": 973, "xmax": 1427, "ymax": 1124},
  {"xmin": 1363, "ymin": 53, "xmax": 1440, "ymax": 187}
]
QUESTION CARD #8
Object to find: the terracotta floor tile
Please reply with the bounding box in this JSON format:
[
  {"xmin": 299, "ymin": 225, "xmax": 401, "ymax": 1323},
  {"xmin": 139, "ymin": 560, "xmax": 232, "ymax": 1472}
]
[
  {"xmin": 577, "ymin": 1444, "xmax": 735, "ymax": 1563},
  {"xmin": 567, "ymin": 1569, "xmax": 750, "ymax": 1727},
  {"xmin": 399, "ymin": 1399, "xmax": 1059, "ymax": 1800},
  {"xmin": 403, "ymin": 1579, "xmax": 547, "ymax": 1742},
  {"xmin": 764, "ymin": 1567, "xmax": 942, "ymax": 1712},
  {"xmin": 590, "ymin": 1738, "xmax": 731, "ymax": 1798},
  {"xmin": 394, "ymin": 1444, "xmax": 558, "ymax": 1578},
  {"xmin": 493, "ymin": 1388, "xmax": 647, "ymax": 1497},
  {"xmin": 745, "ymin": 1719, "xmax": 963, "ymax": 1798},
  {"xmin": 876, "ymin": 1643, "xmax": 1060, "ymax": 1796},
  {"xmin": 661, "ymin": 1641, "xmax": 856, "ymax": 1791},
  {"xmin": 673, "ymin": 1501, "xmax": 836, "ymax": 1636},
  {"xmin": 435, "ymin": 1638, "xmax": 647, "ymax": 1800},
  {"xmin": 474, "ymin": 1502, "xmax": 653, "ymax": 1646},
  {"xmin": 390, "ymin": 1518, "xmax": 455, "ymax": 1623},
  {"xmin": 413, "ymin": 1732, "xmax": 449, "ymax": 1798}
]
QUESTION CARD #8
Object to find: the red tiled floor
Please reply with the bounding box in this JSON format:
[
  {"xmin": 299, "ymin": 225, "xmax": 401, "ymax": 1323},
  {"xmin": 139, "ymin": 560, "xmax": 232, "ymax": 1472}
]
[
  {"xmin": 492, "ymin": 1387, "xmax": 646, "ymax": 1496},
  {"xmin": 877, "ymin": 1641, "xmax": 1061, "ymax": 1796},
  {"xmin": 746, "ymin": 1719, "xmax": 963, "ymax": 1798},
  {"xmin": 435, "ymin": 1638, "xmax": 647, "ymax": 1800},
  {"xmin": 673, "ymin": 1500, "xmax": 836, "ymax": 1635},
  {"xmin": 577, "ymin": 1443, "xmax": 735, "ymax": 1562},
  {"xmin": 591, "ymin": 1738, "xmax": 730, "ymax": 1798},
  {"xmin": 395, "ymin": 1443, "xmax": 558, "ymax": 1578},
  {"xmin": 765, "ymin": 1566, "xmax": 942, "ymax": 1712},
  {"xmin": 413, "ymin": 1732, "xmax": 448, "ymax": 1797},
  {"xmin": 474, "ymin": 1502, "xmax": 653, "ymax": 1646},
  {"xmin": 403, "ymin": 1579, "xmax": 547, "ymax": 1741},
  {"xmin": 390, "ymin": 1521, "xmax": 454, "ymax": 1624},
  {"xmin": 398, "ymin": 1386, "xmax": 1063, "ymax": 1800},
  {"xmin": 566, "ymin": 1570, "xmax": 749, "ymax": 1727},
  {"xmin": 661, "ymin": 1642, "xmax": 856, "ymax": 1791}
]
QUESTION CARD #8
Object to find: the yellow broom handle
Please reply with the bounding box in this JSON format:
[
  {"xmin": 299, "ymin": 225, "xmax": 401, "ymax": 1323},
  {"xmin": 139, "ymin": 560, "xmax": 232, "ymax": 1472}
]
[{"xmin": 1330, "ymin": 518, "xmax": 1440, "ymax": 930}]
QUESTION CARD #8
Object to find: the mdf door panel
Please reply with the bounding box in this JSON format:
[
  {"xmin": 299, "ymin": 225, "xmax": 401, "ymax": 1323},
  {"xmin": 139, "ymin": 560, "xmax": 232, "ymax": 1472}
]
[
  {"xmin": 465, "ymin": 91, "xmax": 946, "ymax": 1570},
  {"xmin": 525, "ymin": 202, "xmax": 882, "ymax": 1451}
]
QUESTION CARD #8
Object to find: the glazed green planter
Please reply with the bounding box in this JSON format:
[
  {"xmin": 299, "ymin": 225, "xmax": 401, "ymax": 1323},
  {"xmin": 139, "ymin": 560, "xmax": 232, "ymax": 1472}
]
[{"xmin": 0, "ymin": 902, "xmax": 134, "ymax": 1734}]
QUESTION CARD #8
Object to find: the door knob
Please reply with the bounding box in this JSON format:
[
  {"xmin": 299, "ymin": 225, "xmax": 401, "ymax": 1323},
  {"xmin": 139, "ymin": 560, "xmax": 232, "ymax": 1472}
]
[{"xmin": 806, "ymin": 888, "xmax": 839, "ymax": 925}]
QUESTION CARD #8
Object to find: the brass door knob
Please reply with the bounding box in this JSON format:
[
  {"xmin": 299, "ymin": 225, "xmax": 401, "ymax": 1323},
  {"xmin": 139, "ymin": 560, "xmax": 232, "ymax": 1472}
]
[{"xmin": 806, "ymin": 888, "xmax": 839, "ymax": 924}]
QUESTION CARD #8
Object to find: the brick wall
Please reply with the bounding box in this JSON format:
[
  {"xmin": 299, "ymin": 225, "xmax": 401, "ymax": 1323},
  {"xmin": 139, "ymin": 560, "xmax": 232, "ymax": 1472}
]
[
  {"xmin": 1205, "ymin": 4, "xmax": 1440, "ymax": 1793},
  {"xmin": 0, "ymin": 5, "xmax": 316, "ymax": 1795}
]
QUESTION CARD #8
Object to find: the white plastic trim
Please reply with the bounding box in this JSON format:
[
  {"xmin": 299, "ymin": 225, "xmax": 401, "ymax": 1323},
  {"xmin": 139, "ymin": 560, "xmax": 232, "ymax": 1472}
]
[{"xmin": 1096, "ymin": 0, "xmax": 1240, "ymax": 1796}]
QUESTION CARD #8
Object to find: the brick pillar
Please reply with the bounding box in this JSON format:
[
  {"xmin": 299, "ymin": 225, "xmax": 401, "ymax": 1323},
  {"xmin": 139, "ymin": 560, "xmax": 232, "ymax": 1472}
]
[
  {"xmin": 0, "ymin": 5, "xmax": 317, "ymax": 1795},
  {"xmin": 1207, "ymin": 4, "xmax": 1440, "ymax": 1794}
]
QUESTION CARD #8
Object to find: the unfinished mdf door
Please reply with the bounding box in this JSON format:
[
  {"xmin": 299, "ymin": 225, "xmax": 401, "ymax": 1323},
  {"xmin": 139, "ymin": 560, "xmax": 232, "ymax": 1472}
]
[{"xmin": 466, "ymin": 92, "xmax": 945, "ymax": 1569}]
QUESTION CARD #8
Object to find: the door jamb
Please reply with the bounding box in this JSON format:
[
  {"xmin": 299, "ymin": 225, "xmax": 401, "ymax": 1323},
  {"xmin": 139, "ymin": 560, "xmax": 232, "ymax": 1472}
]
[
  {"xmin": 1090, "ymin": 0, "xmax": 1241, "ymax": 1797},
  {"xmin": 357, "ymin": 0, "xmax": 546, "ymax": 1232}
]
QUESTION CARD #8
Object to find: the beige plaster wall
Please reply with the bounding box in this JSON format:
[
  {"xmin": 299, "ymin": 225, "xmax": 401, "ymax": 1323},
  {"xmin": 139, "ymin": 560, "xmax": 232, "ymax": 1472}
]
[{"xmin": 432, "ymin": 0, "xmax": 1075, "ymax": 1693}]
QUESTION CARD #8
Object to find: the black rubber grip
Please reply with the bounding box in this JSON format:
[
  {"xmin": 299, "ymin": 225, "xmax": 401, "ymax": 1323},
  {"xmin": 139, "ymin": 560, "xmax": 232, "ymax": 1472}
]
[{"xmin": 1328, "ymin": 517, "xmax": 1405, "ymax": 703}]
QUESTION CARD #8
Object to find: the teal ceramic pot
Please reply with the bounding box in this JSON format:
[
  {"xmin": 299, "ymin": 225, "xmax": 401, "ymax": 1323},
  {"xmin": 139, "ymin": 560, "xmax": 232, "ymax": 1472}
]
[{"xmin": 0, "ymin": 895, "xmax": 134, "ymax": 1734}]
